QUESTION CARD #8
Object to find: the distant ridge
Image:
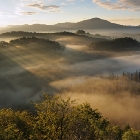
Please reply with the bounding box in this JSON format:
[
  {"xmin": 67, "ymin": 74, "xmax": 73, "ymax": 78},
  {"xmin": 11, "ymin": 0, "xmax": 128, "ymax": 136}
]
[
  {"xmin": 0, "ymin": 18, "xmax": 139, "ymax": 33},
  {"xmin": 55, "ymin": 18, "xmax": 125, "ymax": 29}
]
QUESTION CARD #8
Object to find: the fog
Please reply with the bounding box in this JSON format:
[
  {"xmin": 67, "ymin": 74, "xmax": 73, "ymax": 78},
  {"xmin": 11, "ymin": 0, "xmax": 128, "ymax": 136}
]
[
  {"xmin": 50, "ymin": 76, "xmax": 140, "ymax": 129},
  {"xmin": 0, "ymin": 31, "xmax": 140, "ymax": 129},
  {"xmin": 86, "ymin": 29, "xmax": 140, "ymax": 41},
  {"xmin": 0, "ymin": 37, "xmax": 16, "ymax": 42},
  {"xmin": 60, "ymin": 82, "xmax": 140, "ymax": 129}
]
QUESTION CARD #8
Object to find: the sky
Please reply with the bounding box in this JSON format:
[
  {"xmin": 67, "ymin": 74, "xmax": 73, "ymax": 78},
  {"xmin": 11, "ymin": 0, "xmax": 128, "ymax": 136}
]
[{"xmin": 0, "ymin": 0, "xmax": 140, "ymax": 27}]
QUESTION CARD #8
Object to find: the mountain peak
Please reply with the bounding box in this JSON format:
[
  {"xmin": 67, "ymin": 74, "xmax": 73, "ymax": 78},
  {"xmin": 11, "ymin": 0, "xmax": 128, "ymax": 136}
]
[
  {"xmin": 0, "ymin": 18, "xmax": 138, "ymax": 33},
  {"xmin": 91, "ymin": 17, "xmax": 101, "ymax": 20}
]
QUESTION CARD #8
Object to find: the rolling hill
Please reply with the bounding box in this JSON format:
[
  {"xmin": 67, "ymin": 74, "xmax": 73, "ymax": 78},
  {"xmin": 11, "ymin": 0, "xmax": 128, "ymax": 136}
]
[{"xmin": 0, "ymin": 18, "xmax": 139, "ymax": 33}]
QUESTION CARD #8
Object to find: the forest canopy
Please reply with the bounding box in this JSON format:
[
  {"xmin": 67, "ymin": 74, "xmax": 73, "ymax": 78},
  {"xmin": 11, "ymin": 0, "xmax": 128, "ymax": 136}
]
[
  {"xmin": 0, "ymin": 37, "xmax": 64, "ymax": 51},
  {"xmin": 76, "ymin": 30, "xmax": 86, "ymax": 34},
  {"xmin": 0, "ymin": 31, "xmax": 76, "ymax": 37},
  {"xmin": 88, "ymin": 37, "xmax": 140, "ymax": 51},
  {"xmin": 0, "ymin": 94, "xmax": 140, "ymax": 140}
]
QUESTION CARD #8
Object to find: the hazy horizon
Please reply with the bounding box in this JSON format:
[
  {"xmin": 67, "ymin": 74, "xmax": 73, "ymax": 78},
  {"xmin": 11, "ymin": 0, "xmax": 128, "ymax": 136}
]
[
  {"xmin": 0, "ymin": 0, "xmax": 140, "ymax": 27},
  {"xmin": 0, "ymin": 17, "xmax": 140, "ymax": 28}
]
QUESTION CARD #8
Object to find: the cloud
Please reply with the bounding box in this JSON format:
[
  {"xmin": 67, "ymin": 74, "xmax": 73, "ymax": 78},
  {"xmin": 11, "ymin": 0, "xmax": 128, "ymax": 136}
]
[
  {"xmin": 20, "ymin": 12, "xmax": 37, "ymax": 15},
  {"xmin": 0, "ymin": 11, "xmax": 17, "ymax": 18},
  {"xmin": 0, "ymin": 11, "xmax": 10, "ymax": 15},
  {"xmin": 66, "ymin": 0, "xmax": 75, "ymax": 1},
  {"xmin": 93, "ymin": 0, "xmax": 140, "ymax": 11},
  {"xmin": 66, "ymin": 0, "xmax": 75, "ymax": 4},
  {"xmin": 20, "ymin": 0, "xmax": 42, "ymax": 3},
  {"xmin": 60, "ymin": 3, "xmax": 68, "ymax": 6},
  {"xmin": 27, "ymin": 4, "xmax": 60, "ymax": 12}
]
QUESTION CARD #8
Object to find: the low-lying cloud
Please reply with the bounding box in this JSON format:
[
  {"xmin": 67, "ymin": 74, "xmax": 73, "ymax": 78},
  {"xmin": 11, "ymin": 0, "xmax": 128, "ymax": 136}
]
[{"xmin": 58, "ymin": 77, "xmax": 140, "ymax": 129}]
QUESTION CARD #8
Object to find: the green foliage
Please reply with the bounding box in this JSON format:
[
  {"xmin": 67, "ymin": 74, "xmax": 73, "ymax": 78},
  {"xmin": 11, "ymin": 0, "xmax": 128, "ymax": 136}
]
[
  {"xmin": 89, "ymin": 37, "xmax": 140, "ymax": 51},
  {"xmin": 33, "ymin": 95, "xmax": 76, "ymax": 140},
  {"xmin": 0, "ymin": 109, "xmax": 33, "ymax": 140},
  {"xmin": 0, "ymin": 94, "xmax": 139, "ymax": 140},
  {"xmin": 122, "ymin": 129, "xmax": 140, "ymax": 140}
]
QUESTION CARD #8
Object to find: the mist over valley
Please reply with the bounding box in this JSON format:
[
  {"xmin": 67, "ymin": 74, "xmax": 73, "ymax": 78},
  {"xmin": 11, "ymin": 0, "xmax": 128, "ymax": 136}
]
[{"xmin": 0, "ymin": 26, "xmax": 140, "ymax": 130}]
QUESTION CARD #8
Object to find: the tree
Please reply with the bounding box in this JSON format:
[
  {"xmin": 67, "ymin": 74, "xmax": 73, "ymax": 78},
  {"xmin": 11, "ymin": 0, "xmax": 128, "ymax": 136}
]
[
  {"xmin": 76, "ymin": 30, "xmax": 86, "ymax": 34},
  {"xmin": 33, "ymin": 95, "xmax": 76, "ymax": 140},
  {"xmin": 0, "ymin": 109, "xmax": 33, "ymax": 140},
  {"xmin": 0, "ymin": 94, "xmax": 140, "ymax": 140},
  {"xmin": 33, "ymin": 94, "xmax": 110, "ymax": 140},
  {"xmin": 122, "ymin": 129, "xmax": 140, "ymax": 140}
]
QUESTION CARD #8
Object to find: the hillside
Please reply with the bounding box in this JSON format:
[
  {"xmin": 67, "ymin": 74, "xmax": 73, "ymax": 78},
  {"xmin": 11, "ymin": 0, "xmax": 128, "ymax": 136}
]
[
  {"xmin": 0, "ymin": 36, "xmax": 64, "ymax": 51},
  {"xmin": 0, "ymin": 31, "xmax": 76, "ymax": 37},
  {"xmin": 1, "ymin": 32, "xmax": 140, "ymax": 132},
  {"xmin": 0, "ymin": 18, "xmax": 140, "ymax": 33},
  {"xmin": 88, "ymin": 37, "xmax": 140, "ymax": 52},
  {"xmin": 0, "ymin": 24, "xmax": 67, "ymax": 33},
  {"xmin": 0, "ymin": 94, "xmax": 140, "ymax": 140},
  {"xmin": 56, "ymin": 18, "xmax": 126, "ymax": 29}
]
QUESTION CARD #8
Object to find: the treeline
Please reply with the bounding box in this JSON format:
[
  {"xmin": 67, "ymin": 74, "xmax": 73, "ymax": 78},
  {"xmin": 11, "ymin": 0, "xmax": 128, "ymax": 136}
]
[
  {"xmin": 0, "ymin": 41, "xmax": 9, "ymax": 47},
  {"xmin": 55, "ymin": 31, "xmax": 76, "ymax": 36},
  {"xmin": 0, "ymin": 37, "xmax": 64, "ymax": 50},
  {"xmin": 0, "ymin": 31, "xmax": 76, "ymax": 37},
  {"xmin": 0, "ymin": 31, "xmax": 45, "ymax": 37},
  {"xmin": 123, "ymin": 70, "xmax": 140, "ymax": 83},
  {"xmin": 0, "ymin": 94, "xmax": 140, "ymax": 140},
  {"xmin": 108, "ymin": 70, "xmax": 140, "ymax": 83},
  {"xmin": 89, "ymin": 37, "xmax": 140, "ymax": 51}
]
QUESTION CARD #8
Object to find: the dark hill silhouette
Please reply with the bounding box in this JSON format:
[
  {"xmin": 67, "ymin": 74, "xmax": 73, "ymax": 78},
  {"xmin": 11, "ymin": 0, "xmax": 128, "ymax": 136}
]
[
  {"xmin": 55, "ymin": 18, "xmax": 125, "ymax": 29},
  {"xmin": 0, "ymin": 31, "xmax": 76, "ymax": 37},
  {"xmin": 0, "ymin": 18, "xmax": 140, "ymax": 33},
  {"xmin": 89, "ymin": 37, "xmax": 140, "ymax": 51},
  {"xmin": 0, "ymin": 36, "xmax": 64, "ymax": 51},
  {"xmin": 1, "ymin": 24, "xmax": 66, "ymax": 32}
]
